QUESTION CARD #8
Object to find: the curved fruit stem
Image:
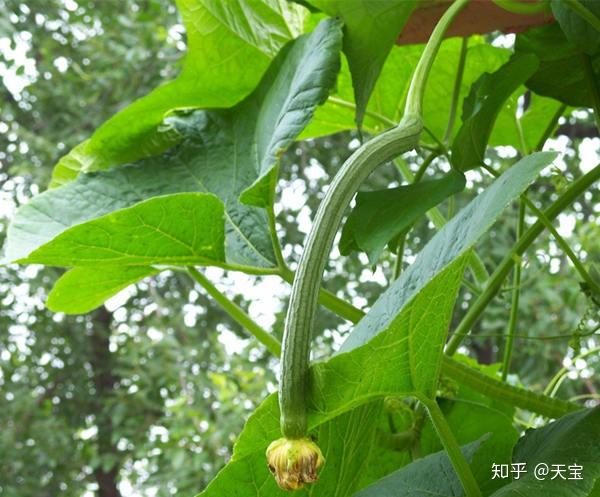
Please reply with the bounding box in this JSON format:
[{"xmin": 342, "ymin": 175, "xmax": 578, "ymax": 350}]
[{"xmin": 278, "ymin": 0, "xmax": 470, "ymax": 440}]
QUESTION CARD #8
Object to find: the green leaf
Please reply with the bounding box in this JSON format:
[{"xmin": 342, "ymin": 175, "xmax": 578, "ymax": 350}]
[
  {"xmin": 356, "ymin": 406, "xmax": 413, "ymax": 489},
  {"xmin": 196, "ymin": 152, "xmax": 556, "ymax": 496},
  {"xmin": 312, "ymin": 257, "xmax": 466, "ymax": 412},
  {"xmin": 340, "ymin": 151, "xmax": 557, "ymax": 354},
  {"xmin": 491, "ymin": 407, "xmax": 600, "ymax": 497},
  {"xmin": 515, "ymin": 24, "xmax": 600, "ymax": 107},
  {"xmin": 423, "ymin": 42, "xmax": 509, "ymax": 143},
  {"xmin": 17, "ymin": 193, "xmax": 226, "ymax": 266},
  {"xmin": 352, "ymin": 438, "xmax": 486, "ymax": 497},
  {"xmin": 551, "ymin": 0, "xmax": 600, "ymax": 55},
  {"xmin": 311, "ymin": 402, "xmax": 383, "ymax": 497},
  {"xmin": 47, "ymin": 266, "xmax": 159, "ymax": 314},
  {"xmin": 340, "ymin": 170, "xmax": 466, "ymax": 264},
  {"xmin": 5, "ymin": 19, "xmax": 343, "ymax": 270},
  {"xmin": 308, "ymin": 0, "xmax": 418, "ymax": 128},
  {"xmin": 51, "ymin": 140, "xmax": 94, "ymax": 189},
  {"xmin": 452, "ymin": 53, "xmax": 540, "ymax": 171},
  {"xmin": 49, "ymin": 0, "xmax": 307, "ymax": 186}
]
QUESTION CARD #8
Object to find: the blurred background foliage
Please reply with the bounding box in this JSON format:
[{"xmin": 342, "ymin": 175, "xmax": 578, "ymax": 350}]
[{"xmin": 0, "ymin": 1, "xmax": 598, "ymax": 497}]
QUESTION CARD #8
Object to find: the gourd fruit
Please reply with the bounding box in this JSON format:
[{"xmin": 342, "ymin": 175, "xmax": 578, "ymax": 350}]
[{"xmin": 267, "ymin": 0, "xmax": 470, "ymax": 490}]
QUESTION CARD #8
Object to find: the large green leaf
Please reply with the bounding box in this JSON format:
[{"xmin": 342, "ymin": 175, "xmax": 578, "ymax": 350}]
[
  {"xmin": 308, "ymin": 0, "xmax": 418, "ymax": 128},
  {"xmin": 356, "ymin": 405, "xmax": 413, "ymax": 489},
  {"xmin": 340, "ymin": 152, "xmax": 557, "ymax": 354},
  {"xmin": 311, "ymin": 402, "xmax": 383, "ymax": 497},
  {"xmin": 339, "ymin": 170, "xmax": 466, "ymax": 264},
  {"xmin": 352, "ymin": 438, "xmax": 486, "ymax": 497},
  {"xmin": 17, "ymin": 193, "xmax": 226, "ymax": 266},
  {"xmin": 196, "ymin": 152, "xmax": 556, "ymax": 496},
  {"xmin": 491, "ymin": 407, "xmax": 600, "ymax": 497},
  {"xmin": 515, "ymin": 24, "xmax": 600, "ymax": 107},
  {"xmin": 452, "ymin": 54, "xmax": 540, "ymax": 171},
  {"xmin": 50, "ymin": 0, "xmax": 306, "ymax": 187},
  {"xmin": 551, "ymin": 0, "xmax": 600, "ymax": 54},
  {"xmin": 5, "ymin": 19, "xmax": 343, "ymax": 271},
  {"xmin": 310, "ymin": 257, "xmax": 465, "ymax": 413},
  {"xmin": 47, "ymin": 266, "xmax": 159, "ymax": 314},
  {"xmin": 303, "ymin": 38, "xmax": 512, "ymax": 142}
]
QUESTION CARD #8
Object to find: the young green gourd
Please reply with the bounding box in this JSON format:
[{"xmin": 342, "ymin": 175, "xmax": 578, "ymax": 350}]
[{"xmin": 267, "ymin": 0, "xmax": 470, "ymax": 490}]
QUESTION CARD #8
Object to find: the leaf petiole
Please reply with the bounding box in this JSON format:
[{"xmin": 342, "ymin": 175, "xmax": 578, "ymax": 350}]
[
  {"xmin": 186, "ymin": 267, "xmax": 282, "ymax": 356},
  {"xmin": 418, "ymin": 397, "xmax": 482, "ymax": 497},
  {"xmin": 501, "ymin": 200, "xmax": 525, "ymax": 381}
]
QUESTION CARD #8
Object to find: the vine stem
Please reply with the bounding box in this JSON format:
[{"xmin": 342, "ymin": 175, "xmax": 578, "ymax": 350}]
[
  {"xmin": 570, "ymin": 393, "xmax": 600, "ymax": 402},
  {"xmin": 501, "ymin": 200, "xmax": 525, "ymax": 381},
  {"xmin": 392, "ymin": 231, "xmax": 408, "ymax": 281},
  {"xmin": 186, "ymin": 267, "xmax": 281, "ymax": 356},
  {"xmin": 526, "ymin": 200, "xmax": 600, "ymax": 295},
  {"xmin": 441, "ymin": 355, "xmax": 579, "ymax": 419},
  {"xmin": 404, "ymin": 0, "xmax": 471, "ymax": 117},
  {"xmin": 534, "ymin": 103, "xmax": 566, "ymax": 152},
  {"xmin": 190, "ymin": 261, "xmax": 363, "ymax": 323},
  {"xmin": 268, "ymin": 203, "xmax": 287, "ymax": 270},
  {"xmin": 419, "ymin": 397, "xmax": 482, "ymax": 497},
  {"xmin": 279, "ymin": 0, "xmax": 471, "ymax": 440},
  {"xmin": 446, "ymin": 163, "xmax": 600, "ymax": 355}
]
